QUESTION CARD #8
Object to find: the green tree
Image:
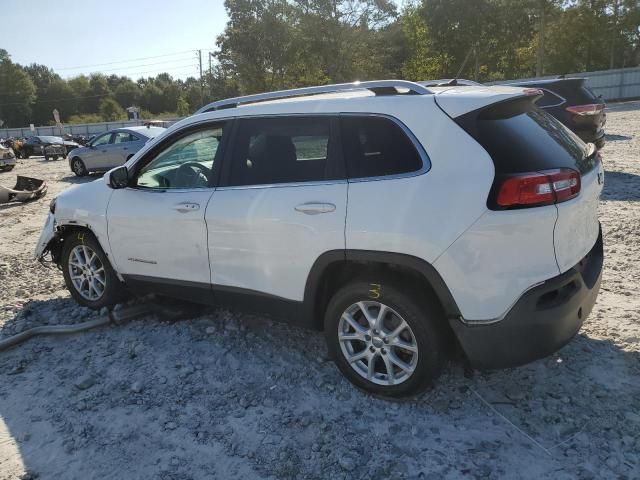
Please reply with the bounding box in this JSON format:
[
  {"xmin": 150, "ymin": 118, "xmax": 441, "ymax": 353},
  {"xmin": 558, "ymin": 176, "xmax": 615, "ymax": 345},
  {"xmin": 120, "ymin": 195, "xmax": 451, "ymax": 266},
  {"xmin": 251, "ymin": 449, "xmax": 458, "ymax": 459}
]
[
  {"xmin": 176, "ymin": 95, "xmax": 190, "ymax": 116},
  {"xmin": 98, "ymin": 97, "xmax": 125, "ymax": 121},
  {"xmin": 114, "ymin": 79, "xmax": 141, "ymax": 108},
  {"xmin": 0, "ymin": 50, "xmax": 36, "ymax": 127}
]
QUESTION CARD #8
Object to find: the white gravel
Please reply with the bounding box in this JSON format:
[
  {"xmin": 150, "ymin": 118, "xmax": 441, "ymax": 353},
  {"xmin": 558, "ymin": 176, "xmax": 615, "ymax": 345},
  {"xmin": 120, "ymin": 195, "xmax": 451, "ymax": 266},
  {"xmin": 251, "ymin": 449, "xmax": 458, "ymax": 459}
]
[{"xmin": 1, "ymin": 104, "xmax": 639, "ymax": 479}]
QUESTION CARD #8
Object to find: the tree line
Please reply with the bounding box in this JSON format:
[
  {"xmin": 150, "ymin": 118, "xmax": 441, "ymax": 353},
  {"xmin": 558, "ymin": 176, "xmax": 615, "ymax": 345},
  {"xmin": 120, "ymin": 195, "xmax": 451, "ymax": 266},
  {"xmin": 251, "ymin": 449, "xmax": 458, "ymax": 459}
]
[{"xmin": 1, "ymin": 0, "xmax": 638, "ymax": 128}]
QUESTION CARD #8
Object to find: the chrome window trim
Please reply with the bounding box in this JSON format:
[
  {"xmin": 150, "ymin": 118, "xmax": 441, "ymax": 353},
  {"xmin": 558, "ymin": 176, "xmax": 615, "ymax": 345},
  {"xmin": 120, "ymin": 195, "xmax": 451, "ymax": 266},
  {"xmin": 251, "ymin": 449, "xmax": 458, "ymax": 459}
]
[
  {"xmin": 135, "ymin": 112, "xmax": 432, "ymax": 190},
  {"xmin": 338, "ymin": 112, "xmax": 431, "ymax": 183},
  {"xmin": 536, "ymin": 88, "xmax": 567, "ymax": 109}
]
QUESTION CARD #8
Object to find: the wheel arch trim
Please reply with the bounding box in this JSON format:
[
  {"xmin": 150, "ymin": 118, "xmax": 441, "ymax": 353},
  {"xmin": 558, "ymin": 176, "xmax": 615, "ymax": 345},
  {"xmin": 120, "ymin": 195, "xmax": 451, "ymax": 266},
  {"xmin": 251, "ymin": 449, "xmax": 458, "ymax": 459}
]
[{"xmin": 303, "ymin": 249, "xmax": 462, "ymax": 329}]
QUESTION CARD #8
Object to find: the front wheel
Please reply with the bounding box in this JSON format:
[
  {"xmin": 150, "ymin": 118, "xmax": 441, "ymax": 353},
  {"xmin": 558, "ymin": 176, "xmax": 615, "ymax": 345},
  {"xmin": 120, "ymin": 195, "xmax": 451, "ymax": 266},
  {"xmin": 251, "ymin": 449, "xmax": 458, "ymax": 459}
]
[
  {"xmin": 71, "ymin": 157, "xmax": 88, "ymax": 176},
  {"xmin": 325, "ymin": 279, "xmax": 447, "ymax": 397},
  {"xmin": 61, "ymin": 231, "xmax": 124, "ymax": 309},
  {"xmin": 44, "ymin": 155, "xmax": 50, "ymax": 161}
]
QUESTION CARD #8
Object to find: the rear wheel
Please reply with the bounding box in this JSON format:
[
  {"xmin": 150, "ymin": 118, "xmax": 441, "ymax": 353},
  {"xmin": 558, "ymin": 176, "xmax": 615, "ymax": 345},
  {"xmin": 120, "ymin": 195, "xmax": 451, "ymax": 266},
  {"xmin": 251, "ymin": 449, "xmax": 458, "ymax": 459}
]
[
  {"xmin": 44, "ymin": 155, "xmax": 50, "ymax": 161},
  {"xmin": 72, "ymin": 157, "xmax": 88, "ymax": 176},
  {"xmin": 61, "ymin": 231, "xmax": 124, "ymax": 309},
  {"xmin": 325, "ymin": 278, "xmax": 447, "ymax": 397}
]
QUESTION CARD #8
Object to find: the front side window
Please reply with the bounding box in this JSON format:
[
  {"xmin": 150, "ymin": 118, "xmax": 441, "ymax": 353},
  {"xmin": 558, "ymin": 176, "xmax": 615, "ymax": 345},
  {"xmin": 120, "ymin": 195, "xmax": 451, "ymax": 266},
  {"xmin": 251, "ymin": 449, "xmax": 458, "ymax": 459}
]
[
  {"xmin": 92, "ymin": 133, "xmax": 112, "ymax": 147},
  {"xmin": 340, "ymin": 116, "xmax": 423, "ymax": 179},
  {"xmin": 229, "ymin": 117, "xmax": 332, "ymax": 186},
  {"xmin": 135, "ymin": 126, "xmax": 224, "ymax": 189}
]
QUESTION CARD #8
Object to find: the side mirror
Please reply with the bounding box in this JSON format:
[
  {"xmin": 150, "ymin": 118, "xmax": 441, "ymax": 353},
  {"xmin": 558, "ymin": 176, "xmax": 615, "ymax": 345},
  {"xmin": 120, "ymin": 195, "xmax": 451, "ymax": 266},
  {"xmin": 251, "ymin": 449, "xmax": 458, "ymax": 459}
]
[{"xmin": 108, "ymin": 166, "xmax": 129, "ymax": 189}]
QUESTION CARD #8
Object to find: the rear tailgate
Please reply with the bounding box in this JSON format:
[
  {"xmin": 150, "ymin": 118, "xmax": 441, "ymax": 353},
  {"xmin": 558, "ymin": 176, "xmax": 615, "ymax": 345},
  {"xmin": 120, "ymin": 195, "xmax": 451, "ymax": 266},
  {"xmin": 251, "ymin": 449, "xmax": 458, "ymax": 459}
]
[
  {"xmin": 437, "ymin": 88, "xmax": 603, "ymax": 274},
  {"xmin": 554, "ymin": 144, "xmax": 604, "ymax": 272}
]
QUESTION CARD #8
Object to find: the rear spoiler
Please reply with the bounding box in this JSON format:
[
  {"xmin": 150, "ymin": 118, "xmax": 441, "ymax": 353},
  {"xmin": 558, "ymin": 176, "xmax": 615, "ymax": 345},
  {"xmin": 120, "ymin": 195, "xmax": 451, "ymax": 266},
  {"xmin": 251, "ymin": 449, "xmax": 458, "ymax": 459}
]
[{"xmin": 434, "ymin": 86, "xmax": 542, "ymax": 119}]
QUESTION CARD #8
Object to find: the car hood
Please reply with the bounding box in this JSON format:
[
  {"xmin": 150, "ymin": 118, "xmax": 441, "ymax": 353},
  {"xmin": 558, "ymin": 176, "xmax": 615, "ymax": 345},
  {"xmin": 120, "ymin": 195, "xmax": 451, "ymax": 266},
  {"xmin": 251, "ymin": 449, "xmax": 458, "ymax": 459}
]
[{"xmin": 63, "ymin": 141, "xmax": 80, "ymax": 147}]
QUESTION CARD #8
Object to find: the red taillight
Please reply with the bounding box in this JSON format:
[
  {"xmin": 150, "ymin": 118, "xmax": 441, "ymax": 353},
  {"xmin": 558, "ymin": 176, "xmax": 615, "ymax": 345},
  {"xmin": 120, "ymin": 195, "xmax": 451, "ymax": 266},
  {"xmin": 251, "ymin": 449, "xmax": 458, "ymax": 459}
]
[
  {"xmin": 495, "ymin": 169, "xmax": 581, "ymax": 208},
  {"xmin": 566, "ymin": 103, "xmax": 605, "ymax": 116}
]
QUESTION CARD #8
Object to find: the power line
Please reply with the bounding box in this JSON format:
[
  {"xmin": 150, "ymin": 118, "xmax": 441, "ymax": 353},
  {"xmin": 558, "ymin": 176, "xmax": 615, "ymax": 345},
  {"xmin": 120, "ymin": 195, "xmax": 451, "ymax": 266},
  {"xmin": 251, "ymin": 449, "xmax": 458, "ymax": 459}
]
[
  {"xmin": 73, "ymin": 62, "xmax": 199, "ymax": 78},
  {"xmin": 77, "ymin": 57, "xmax": 198, "ymax": 74},
  {"xmin": 52, "ymin": 49, "xmax": 198, "ymax": 71}
]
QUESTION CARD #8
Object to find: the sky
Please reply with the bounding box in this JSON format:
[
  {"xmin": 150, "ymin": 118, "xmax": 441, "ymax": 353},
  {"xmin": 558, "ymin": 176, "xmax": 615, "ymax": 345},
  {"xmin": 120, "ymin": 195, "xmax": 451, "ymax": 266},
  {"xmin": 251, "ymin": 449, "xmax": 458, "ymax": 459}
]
[{"xmin": 2, "ymin": 0, "xmax": 229, "ymax": 80}]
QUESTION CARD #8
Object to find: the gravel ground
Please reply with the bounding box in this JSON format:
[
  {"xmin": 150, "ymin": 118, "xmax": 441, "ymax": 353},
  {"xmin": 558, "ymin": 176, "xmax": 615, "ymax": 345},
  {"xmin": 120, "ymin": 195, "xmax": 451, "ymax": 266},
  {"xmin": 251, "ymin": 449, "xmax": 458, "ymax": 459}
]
[{"xmin": 0, "ymin": 104, "xmax": 639, "ymax": 480}]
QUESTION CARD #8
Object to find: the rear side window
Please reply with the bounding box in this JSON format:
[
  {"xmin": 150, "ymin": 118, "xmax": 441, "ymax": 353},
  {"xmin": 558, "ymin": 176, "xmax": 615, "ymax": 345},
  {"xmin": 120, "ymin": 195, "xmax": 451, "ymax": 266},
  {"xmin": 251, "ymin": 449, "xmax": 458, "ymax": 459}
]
[
  {"xmin": 340, "ymin": 116, "xmax": 423, "ymax": 179},
  {"xmin": 459, "ymin": 98, "xmax": 596, "ymax": 175},
  {"xmin": 229, "ymin": 117, "xmax": 333, "ymax": 186}
]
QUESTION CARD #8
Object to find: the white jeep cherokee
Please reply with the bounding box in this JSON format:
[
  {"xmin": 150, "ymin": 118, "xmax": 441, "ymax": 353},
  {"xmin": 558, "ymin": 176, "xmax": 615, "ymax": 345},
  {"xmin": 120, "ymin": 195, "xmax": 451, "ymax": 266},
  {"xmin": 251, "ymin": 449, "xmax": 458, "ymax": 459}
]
[{"xmin": 35, "ymin": 81, "xmax": 604, "ymax": 397}]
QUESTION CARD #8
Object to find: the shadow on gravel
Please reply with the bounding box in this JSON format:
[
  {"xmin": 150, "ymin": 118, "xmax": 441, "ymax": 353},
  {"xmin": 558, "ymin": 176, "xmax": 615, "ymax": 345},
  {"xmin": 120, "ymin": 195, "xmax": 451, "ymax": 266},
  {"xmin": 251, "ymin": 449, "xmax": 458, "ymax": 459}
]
[
  {"xmin": 0, "ymin": 297, "xmax": 639, "ymax": 479},
  {"xmin": 602, "ymin": 170, "xmax": 640, "ymax": 201},
  {"xmin": 605, "ymin": 134, "xmax": 632, "ymax": 141},
  {"xmin": 59, "ymin": 173, "xmax": 103, "ymax": 185},
  {"xmin": 606, "ymin": 101, "xmax": 640, "ymax": 113}
]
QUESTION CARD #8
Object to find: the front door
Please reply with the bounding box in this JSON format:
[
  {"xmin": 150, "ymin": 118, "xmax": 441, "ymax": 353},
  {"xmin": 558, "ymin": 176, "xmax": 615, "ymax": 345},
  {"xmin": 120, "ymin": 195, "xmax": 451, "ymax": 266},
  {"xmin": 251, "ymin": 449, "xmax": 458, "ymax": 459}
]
[
  {"xmin": 206, "ymin": 116, "xmax": 347, "ymax": 303},
  {"xmin": 107, "ymin": 123, "xmax": 227, "ymax": 299},
  {"xmin": 86, "ymin": 132, "xmax": 114, "ymax": 170}
]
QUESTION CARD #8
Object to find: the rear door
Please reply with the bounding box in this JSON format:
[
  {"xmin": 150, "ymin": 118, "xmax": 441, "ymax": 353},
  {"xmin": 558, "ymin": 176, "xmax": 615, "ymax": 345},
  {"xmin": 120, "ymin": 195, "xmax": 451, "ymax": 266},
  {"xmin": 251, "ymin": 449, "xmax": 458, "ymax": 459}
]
[{"xmin": 206, "ymin": 115, "xmax": 347, "ymax": 302}]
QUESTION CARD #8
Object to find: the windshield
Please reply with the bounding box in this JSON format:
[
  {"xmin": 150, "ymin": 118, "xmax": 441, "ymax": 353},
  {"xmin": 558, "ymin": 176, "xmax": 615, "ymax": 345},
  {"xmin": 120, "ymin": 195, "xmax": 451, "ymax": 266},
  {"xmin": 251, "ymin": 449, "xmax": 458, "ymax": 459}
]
[{"xmin": 39, "ymin": 136, "xmax": 64, "ymax": 143}]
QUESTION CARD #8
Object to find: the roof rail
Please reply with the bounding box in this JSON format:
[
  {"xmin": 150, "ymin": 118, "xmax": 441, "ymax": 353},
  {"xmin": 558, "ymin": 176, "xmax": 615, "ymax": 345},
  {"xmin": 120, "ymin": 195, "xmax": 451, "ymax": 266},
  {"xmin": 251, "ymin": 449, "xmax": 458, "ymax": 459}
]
[{"xmin": 195, "ymin": 80, "xmax": 433, "ymax": 114}]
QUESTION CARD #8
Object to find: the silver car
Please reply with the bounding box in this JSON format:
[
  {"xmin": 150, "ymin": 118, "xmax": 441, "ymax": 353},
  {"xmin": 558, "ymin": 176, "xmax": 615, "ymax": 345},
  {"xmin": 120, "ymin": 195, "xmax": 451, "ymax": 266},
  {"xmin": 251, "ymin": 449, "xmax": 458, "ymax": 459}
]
[{"xmin": 68, "ymin": 126, "xmax": 165, "ymax": 176}]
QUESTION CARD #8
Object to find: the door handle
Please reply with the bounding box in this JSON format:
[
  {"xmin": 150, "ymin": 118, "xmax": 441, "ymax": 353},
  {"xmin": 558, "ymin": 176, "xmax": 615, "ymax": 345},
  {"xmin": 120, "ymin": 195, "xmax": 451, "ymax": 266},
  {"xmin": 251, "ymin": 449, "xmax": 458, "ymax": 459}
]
[
  {"xmin": 294, "ymin": 202, "xmax": 336, "ymax": 215},
  {"xmin": 172, "ymin": 202, "xmax": 200, "ymax": 213},
  {"xmin": 123, "ymin": 147, "xmax": 128, "ymax": 151}
]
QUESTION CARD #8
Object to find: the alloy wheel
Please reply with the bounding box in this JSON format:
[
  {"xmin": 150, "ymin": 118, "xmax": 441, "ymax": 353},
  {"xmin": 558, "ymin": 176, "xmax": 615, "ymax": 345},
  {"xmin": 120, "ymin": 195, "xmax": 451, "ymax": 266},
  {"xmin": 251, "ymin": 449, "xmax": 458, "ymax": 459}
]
[
  {"xmin": 68, "ymin": 245, "xmax": 106, "ymax": 301},
  {"xmin": 338, "ymin": 301, "xmax": 418, "ymax": 386}
]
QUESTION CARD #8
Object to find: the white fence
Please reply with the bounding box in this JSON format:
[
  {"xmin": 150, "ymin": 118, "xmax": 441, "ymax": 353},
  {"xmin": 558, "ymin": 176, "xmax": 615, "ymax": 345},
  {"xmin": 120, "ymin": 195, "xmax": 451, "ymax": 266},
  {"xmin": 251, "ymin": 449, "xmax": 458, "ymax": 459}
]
[{"xmin": 0, "ymin": 118, "xmax": 181, "ymax": 139}]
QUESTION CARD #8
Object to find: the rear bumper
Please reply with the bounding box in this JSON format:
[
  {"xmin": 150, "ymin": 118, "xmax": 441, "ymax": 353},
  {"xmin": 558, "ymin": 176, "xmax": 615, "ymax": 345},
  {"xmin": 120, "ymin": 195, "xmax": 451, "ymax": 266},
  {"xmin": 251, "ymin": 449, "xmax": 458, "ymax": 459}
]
[{"xmin": 451, "ymin": 226, "xmax": 603, "ymax": 370}]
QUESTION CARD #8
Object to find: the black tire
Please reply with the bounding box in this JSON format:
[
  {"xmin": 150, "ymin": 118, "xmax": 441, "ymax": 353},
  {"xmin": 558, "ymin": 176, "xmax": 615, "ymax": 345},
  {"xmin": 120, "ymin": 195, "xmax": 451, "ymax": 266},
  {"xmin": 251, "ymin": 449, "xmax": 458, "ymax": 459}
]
[
  {"xmin": 325, "ymin": 277, "xmax": 447, "ymax": 397},
  {"xmin": 71, "ymin": 157, "xmax": 88, "ymax": 176},
  {"xmin": 2, "ymin": 164, "xmax": 15, "ymax": 171},
  {"xmin": 61, "ymin": 230, "xmax": 125, "ymax": 309},
  {"xmin": 44, "ymin": 155, "xmax": 50, "ymax": 161},
  {"xmin": 21, "ymin": 151, "xmax": 29, "ymax": 159}
]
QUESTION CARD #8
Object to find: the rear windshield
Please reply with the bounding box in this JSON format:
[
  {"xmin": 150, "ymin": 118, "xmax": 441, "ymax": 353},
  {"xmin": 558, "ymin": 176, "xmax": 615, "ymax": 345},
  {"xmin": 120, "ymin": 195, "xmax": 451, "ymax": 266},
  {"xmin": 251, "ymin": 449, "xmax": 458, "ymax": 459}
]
[{"xmin": 459, "ymin": 98, "xmax": 597, "ymax": 175}]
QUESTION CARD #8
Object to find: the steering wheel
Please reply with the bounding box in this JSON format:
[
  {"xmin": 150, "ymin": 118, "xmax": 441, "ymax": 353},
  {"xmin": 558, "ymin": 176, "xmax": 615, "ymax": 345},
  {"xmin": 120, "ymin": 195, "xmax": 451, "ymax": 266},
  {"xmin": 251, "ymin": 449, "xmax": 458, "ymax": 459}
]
[{"xmin": 175, "ymin": 162, "xmax": 210, "ymax": 188}]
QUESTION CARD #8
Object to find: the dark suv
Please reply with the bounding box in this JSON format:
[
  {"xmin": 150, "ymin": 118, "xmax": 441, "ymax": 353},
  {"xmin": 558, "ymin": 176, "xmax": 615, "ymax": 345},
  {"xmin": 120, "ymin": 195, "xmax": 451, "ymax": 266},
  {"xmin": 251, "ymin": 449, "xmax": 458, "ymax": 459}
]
[{"xmin": 502, "ymin": 78, "xmax": 606, "ymax": 149}]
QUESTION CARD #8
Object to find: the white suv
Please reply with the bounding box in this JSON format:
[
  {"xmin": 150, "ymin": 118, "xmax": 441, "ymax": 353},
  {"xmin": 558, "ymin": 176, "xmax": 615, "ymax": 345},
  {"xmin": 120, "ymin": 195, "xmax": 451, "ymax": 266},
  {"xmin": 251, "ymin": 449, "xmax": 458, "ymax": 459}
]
[{"xmin": 35, "ymin": 81, "xmax": 604, "ymax": 397}]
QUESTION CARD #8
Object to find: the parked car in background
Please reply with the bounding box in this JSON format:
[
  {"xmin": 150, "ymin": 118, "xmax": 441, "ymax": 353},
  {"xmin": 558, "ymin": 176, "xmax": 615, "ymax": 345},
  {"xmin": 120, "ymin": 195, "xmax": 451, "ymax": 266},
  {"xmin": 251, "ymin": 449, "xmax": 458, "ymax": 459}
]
[
  {"xmin": 36, "ymin": 80, "xmax": 604, "ymax": 397},
  {"xmin": 0, "ymin": 144, "xmax": 17, "ymax": 171},
  {"xmin": 501, "ymin": 78, "xmax": 606, "ymax": 149},
  {"xmin": 21, "ymin": 136, "xmax": 80, "ymax": 159},
  {"xmin": 67, "ymin": 126, "xmax": 166, "ymax": 176}
]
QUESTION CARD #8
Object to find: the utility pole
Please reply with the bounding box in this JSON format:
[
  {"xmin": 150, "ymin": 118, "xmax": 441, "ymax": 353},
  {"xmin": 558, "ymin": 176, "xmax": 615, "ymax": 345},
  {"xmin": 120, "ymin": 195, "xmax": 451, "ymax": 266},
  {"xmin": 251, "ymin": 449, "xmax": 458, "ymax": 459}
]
[
  {"xmin": 536, "ymin": 0, "xmax": 545, "ymax": 78},
  {"xmin": 198, "ymin": 49, "xmax": 204, "ymax": 106}
]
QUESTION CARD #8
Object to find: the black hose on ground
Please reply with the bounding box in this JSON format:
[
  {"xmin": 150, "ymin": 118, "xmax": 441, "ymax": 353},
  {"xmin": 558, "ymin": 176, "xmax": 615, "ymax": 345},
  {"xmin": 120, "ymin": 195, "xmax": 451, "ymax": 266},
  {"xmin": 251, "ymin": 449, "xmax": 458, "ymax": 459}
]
[{"xmin": 0, "ymin": 303, "xmax": 153, "ymax": 352}]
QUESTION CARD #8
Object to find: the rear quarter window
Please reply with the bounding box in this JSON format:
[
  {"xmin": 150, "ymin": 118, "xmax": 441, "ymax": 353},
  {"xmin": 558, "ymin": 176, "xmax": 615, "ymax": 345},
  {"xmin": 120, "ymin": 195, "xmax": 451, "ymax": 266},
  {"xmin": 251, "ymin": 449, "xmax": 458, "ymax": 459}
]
[{"xmin": 340, "ymin": 116, "xmax": 424, "ymax": 179}]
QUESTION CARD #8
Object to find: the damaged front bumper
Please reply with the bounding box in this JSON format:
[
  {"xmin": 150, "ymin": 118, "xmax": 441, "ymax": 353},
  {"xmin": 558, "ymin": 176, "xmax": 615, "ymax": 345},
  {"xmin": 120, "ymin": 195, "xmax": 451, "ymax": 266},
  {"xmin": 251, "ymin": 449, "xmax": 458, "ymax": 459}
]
[
  {"xmin": 0, "ymin": 176, "xmax": 48, "ymax": 204},
  {"xmin": 34, "ymin": 212, "xmax": 58, "ymax": 260}
]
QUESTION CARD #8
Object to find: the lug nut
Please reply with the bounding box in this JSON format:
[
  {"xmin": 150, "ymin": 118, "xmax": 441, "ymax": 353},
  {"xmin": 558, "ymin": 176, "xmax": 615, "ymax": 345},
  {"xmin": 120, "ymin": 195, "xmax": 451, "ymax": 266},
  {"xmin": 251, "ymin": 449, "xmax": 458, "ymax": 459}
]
[
  {"xmin": 365, "ymin": 335, "xmax": 371, "ymax": 342},
  {"xmin": 381, "ymin": 348, "xmax": 386, "ymax": 354},
  {"xmin": 369, "ymin": 346, "xmax": 375, "ymax": 353}
]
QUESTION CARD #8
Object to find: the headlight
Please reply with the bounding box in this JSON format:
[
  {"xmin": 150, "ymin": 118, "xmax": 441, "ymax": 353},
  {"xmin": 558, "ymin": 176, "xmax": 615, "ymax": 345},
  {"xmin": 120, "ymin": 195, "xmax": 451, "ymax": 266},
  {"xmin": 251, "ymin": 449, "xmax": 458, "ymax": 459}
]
[{"xmin": 49, "ymin": 197, "xmax": 57, "ymax": 214}]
